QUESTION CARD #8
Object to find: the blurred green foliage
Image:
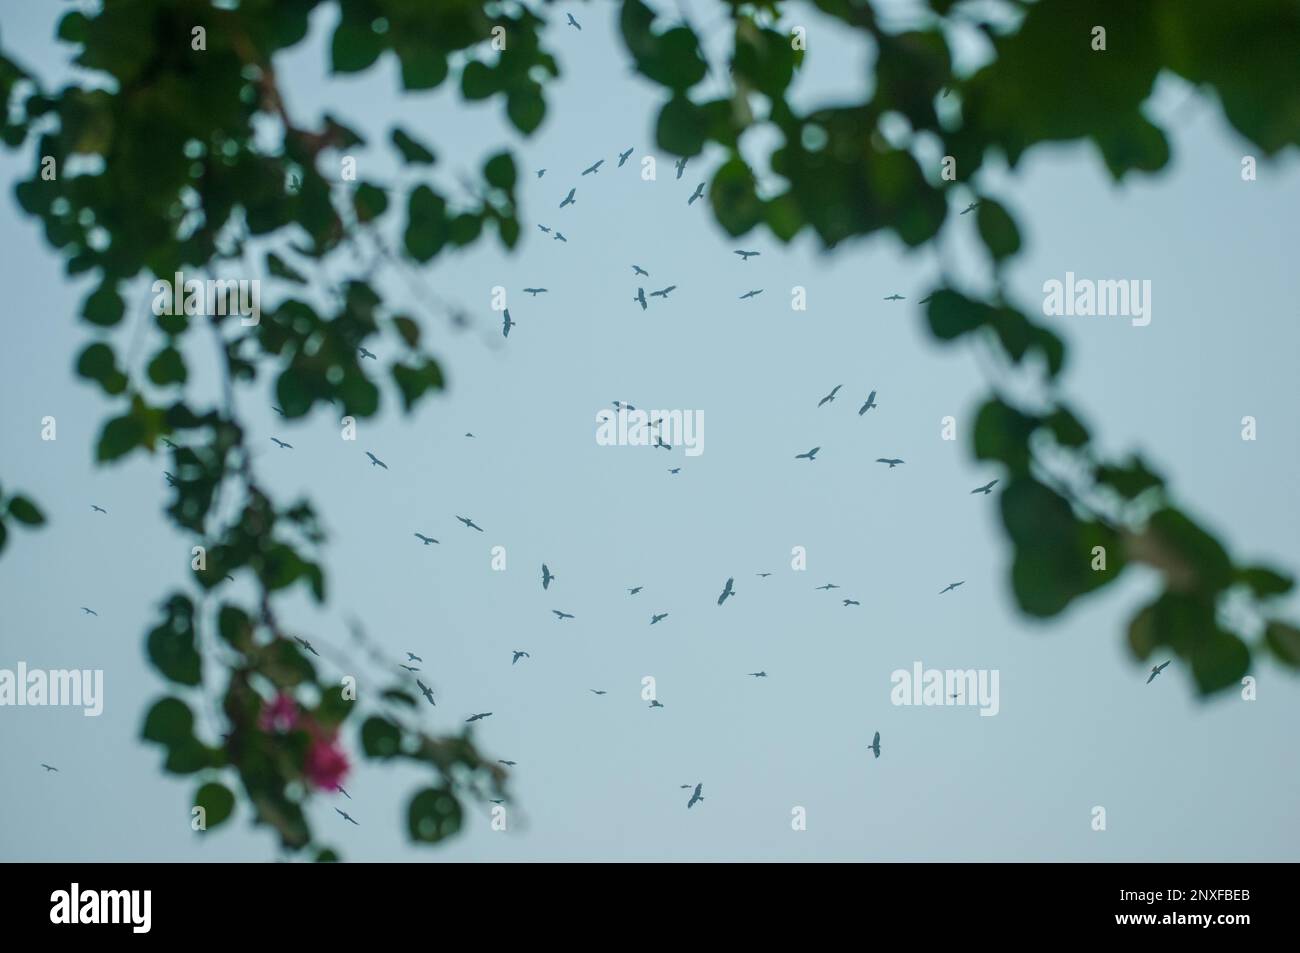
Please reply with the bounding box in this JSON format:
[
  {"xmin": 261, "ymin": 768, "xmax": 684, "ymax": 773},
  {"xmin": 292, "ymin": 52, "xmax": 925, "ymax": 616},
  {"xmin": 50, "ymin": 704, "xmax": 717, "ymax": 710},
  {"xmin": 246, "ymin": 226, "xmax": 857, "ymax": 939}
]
[{"xmin": 0, "ymin": 0, "xmax": 1296, "ymax": 857}]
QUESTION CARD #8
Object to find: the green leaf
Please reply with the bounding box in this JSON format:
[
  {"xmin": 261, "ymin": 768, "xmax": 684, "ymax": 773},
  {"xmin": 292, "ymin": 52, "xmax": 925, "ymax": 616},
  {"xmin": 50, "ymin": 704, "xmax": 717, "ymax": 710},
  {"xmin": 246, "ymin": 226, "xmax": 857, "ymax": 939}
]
[
  {"xmin": 194, "ymin": 781, "xmax": 236, "ymax": 829},
  {"xmin": 331, "ymin": 20, "xmax": 384, "ymax": 74},
  {"xmin": 83, "ymin": 281, "xmax": 125, "ymax": 327},
  {"xmin": 1000, "ymin": 477, "xmax": 1092, "ymax": 617},
  {"xmin": 404, "ymin": 186, "xmax": 448, "ymax": 263},
  {"xmin": 266, "ymin": 252, "xmax": 306, "ymax": 284},
  {"xmin": 1143, "ymin": 508, "xmax": 1233, "ymax": 592},
  {"xmin": 146, "ymin": 597, "xmax": 201, "ymax": 687},
  {"xmin": 484, "ymin": 152, "xmax": 516, "ymax": 191},
  {"xmin": 1043, "ymin": 408, "xmax": 1089, "ymax": 448},
  {"xmin": 1236, "ymin": 566, "xmax": 1294, "ymax": 598},
  {"xmin": 461, "ymin": 60, "xmax": 497, "ymax": 101},
  {"xmin": 353, "ymin": 182, "xmax": 389, "ymax": 223},
  {"xmin": 926, "ymin": 290, "xmax": 993, "ymax": 340},
  {"xmin": 973, "ymin": 399, "xmax": 1038, "ymax": 473},
  {"xmin": 975, "ymin": 198, "xmax": 1022, "ymax": 261},
  {"xmin": 96, "ymin": 412, "xmax": 145, "ymax": 462},
  {"xmin": 506, "ymin": 84, "xmax": 545, "ymax": 134},
  {"xmin": 711, "ymin": 158, "xmax": 761, "ymax": 235},
  {"xmin": 397, "ymin": 46, "xmax": 448, "ymax": 91},
  {"xmin": 656, "ymin": 94, "xmax": 707, "ymax": 157},
  {"xmin": 392, "ymin": 359, "xmax": 444, "ymax": 412},
  {"xmin": 1265, "ymin": 620, "xmax": 1300, "ymax": 667},
  {"xmin": 1189, "ymin": 630, "xmax": 1250, "ymax": 695},
  {"xmin": 407, "ymin": 787, "xmax": 463, "ymax": 844},
  {"xmin": 146, "ymin": 346, "xmax": 187, "ymax": 386},
  {"xmin": 391, "ymin": 128, "xmax": 436, "ymax": 165},
  {"xmin": 142, "ymin": 696, "xmax": 194, "ymax": 745},
  {"xmin": 360, "ymin": 716, "xmax": 401, "ymax": 759},
  {"xmin": 6, "ymin": 495, "xmax": 45, "ymax": 526}
]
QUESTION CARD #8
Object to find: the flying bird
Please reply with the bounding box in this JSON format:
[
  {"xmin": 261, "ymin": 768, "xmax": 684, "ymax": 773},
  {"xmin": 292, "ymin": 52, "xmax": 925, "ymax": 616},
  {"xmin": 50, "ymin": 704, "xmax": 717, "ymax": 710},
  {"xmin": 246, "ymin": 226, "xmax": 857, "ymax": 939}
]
[
  {"xmin": 566, "ymin": 12, "xmax": 581, "ymax": 30},
  {"xmin": 294, "ymin": 637, "xmax": 319, "ymax": 657},
  {"xmin": 163, "ymin": 471, "xmax": 178, "ymax": 487},
  {"xmin": 399, "ymin": 664, "xmax": 419, "ymax": 673},
  {"xmin": 358, "ymin": 346, "xmax": 377, "ymax": 359},
  {"xmin": 688, "ymin": 182, "xmax": 705, "ymax": 204},
  {"xmin": 634, "ymin": 288, "xmax": 648, "ymax": 310},
  {"xmin": 739, "ymin": 289, "xmax": 763, "ymax": 299},
  {"xmin": 843, "ymin": 599, "xmax": 860, "ymax": 606},
  {"xmin": 650, "ymin": 613, "xmax": 668, "ymax": 625},
  {"xmin": 270, "ymin": 438, "xmax": 293, "ymax": 449},
  {"xmin": 858, "ymin": 391, "xmax": 878, "ymax": 414},
  {"xmin": 971, "ymin": 479, "xmax": 999, "ymax": 495},
  {"xmin": 795, "ymin": 447, "xmax": 820, "ymax": 461},
  {"xmin": 414, "ymin": 532, "xmax": 439, "ymax": 545},
  {"xmin": 613, "ymin": 401, "xmax": 637, "ymax": 412},
  {"xmin": 717, "ymin": 577, "xmax": 735, "ymax": 606},
  {"xmin": 960, "ymin": 201, "xmax": 979, "ymax": 215},
  {"xmin": 734, "ymin": 250, "xmax": 760, "ymax": 261},
  {"xmin": 523, "ymin": 287, "xmax": 548, "ymax": 296},
  {"xmin": 498, "ymin": 760, "xmax": 517, "ymax": 766},
  {"xmin": 940, "ymin": 581, "xmax": 964, "ymax": 594},
  {"xmin": 559, "ymin": 188, "xmax": 576, "ymax": 208},
  {"xmin": 876, "ymin": 458, "xmax": 904, "ymax": 468},
  {"xmin": 818, "ymin": 385, "xmax": 843, "ymax": 407},
  {"xmin": 649, "ymin": 700, "xmax": 665, "ymax": 709},
  {"xmin": 632, "ymin": 264, "xmax": 649, "ymax": 276},
  {"xmin": 365, "ymin": 451, "xmax": 388, "ymax": 469},
  {"xmin": 748, "ymin": 671, "xmax": 767, "ymax": 678},
  {"xmin": 335, "ymin": 808, "xmax": 359, "ymax": 825},
  {"xmin": 868, "ymin": 731, "xmax": 881, "ymax": 758},
  {"xmin": 628, "ymin": 586, "xmax": 643, "ymax": 595},
  {"xmin": 649, "ymin": 285, "xmax": 677, "ymax": 299},
  {"xmin": 918, "ymin": 293, "xmax": 935, "ymax": 304},
  {"xmin": 618, "ymin": 147, "xmax": 634, "ymax": 166},
  {"xmin": 541, "ymin": 564, "xmax": 555, "ymax": 590},
  {"xmin": 582, "ymin": 159, "xmax": 604, "ymax": 175},
  {"xmin": 91, "ymin": 505, "xmax": 107, "ymax": 514},
  {"xmin": 756, "ymin": 572, "xmax": 772, "ymax": 578},
  {"xmin": 465, "ymin": 712, "xmax": 493, "ymax": 722},
  {"xmin": 336, "ymin": 785, "xmax": 351, "ymax": 799},
  {"xmin": 535, "ymin": 169, "xmax": 545, "ymax": 178},
  {"xmin": 417, "ymin": 680, "xmax": 436, "ymax": 706},
  {"xmin": 552, "ymin": 610, "xmax": 575, "ymax": 620},
  {"xmin": 590, "ymin": 689, "xmax": 607, "ymax": 695},
  {"xmin": 456, "ymin": 515, "xmax": 484, "ymax": 532},
  {"xmin": 674, "ymin": 157, "xmax": 688, "ymax": 179},
  {"xmin": 686, "ymin": 783, "xmax": 704, "ymax": 808},
  {"xmin": 816, "ymin": 583, "xmax": 840, "ymax": 591},
  {"xmin": 80, "ymin": 607, "xmax": 98, "ymax": 616},
  {"xmin": 654, "ymin": 437, "xmax": 672, "ymax": 451},
  {"xmin": 407, "ymin": 652, "xmax": 423, "ymax": 662},
  {"xmin": 883, "ymin": 294, "xmax": 904, "ymax": 301},
  {"xmin": 270, "ymin": 407, "xmax": 285, "ymax": 417},
  {"xmin": 41, "ymin": 763, "xmax": 58, "ymax": 772},
  {"xmin": 1147, "ymin": 660, "xmax": 1171, "ymax": 684},
  {"xmin": 537, "ymin": 224, "xmax": 551, "ymax": 233},
  {"xmin": 502, "ymin": 310, "xmax": 516, "ymax": 337},
  {"xmin": 553, "ymin": 231, "xmax": 567, "ymax": 242},
  {"xmin": 512, "ymin": 650, "xmax": 530, "ymax": 665},
  {"xmin": 668, "ymin": 467, "xmax": 681, "ymax": 474}
]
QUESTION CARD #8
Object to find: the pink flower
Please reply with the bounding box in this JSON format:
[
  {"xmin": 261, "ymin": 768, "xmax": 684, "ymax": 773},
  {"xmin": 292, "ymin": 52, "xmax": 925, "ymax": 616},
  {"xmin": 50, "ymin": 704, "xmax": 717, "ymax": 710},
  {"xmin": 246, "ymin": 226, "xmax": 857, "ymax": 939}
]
[
  {"xmin": 259, "ymin": 692, "xmax": 300, "ymax": 733},
  {"xmin": 304, "ymin": 730, "xmax": 350, "ymax": 792}
]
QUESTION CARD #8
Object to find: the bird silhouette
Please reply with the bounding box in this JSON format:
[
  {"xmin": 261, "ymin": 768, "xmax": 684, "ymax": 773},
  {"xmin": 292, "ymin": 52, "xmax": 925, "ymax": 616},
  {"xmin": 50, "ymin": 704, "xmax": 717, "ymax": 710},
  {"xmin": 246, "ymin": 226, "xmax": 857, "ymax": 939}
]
[
  {"xmin": 686, "ymin": 783, "xmax": 704, "ymax": 808},
  {"xmin": 407, "ymin": 652, "xmax": 422, "ymax": 662},
  {"xmin": 739, "ymin": 289, "xmax": 763, "ymax": 299},
  {"xmin": 417, "ymin": 680, "xmax": 436, "ymax": 706},
  {"xmin": 552, "ymin": 610, "xmax": 575, "ymax": 620},
  {"xmin": 883, "ymin": 294, "xmax": 904, "ymax": 301},
  {"xmin": 1147, "ymin": 660, "xmax": 1171, "ymax": 684},
  {"xmin": 675, "ymin": 157, "xmax": 688, "ymax": 179},
  {"xmin": 537, "ymin": 224, "xmax": 551, "ymax": 233},
  {"xmin": 876, "ymin": 458, "xmax": 904, "ymax": 468},
  {"xmin": 756, "ymin": 572, "xmax": 772, "ymax": 578},
  {"xmin": 336, "ymin": 808, "xmax": 359, "ymax": 825},
  {"xmin": 582, "ymin": 159, "xmax": 603, "ymax": 175},
  {"xmin": 91, "ymin": 505, "xmax": 107, "ymax": 514},
  {"xmin": 294, "ymin": 637, "xmax": 320, "ymax": 657},
  {"xmin": 816, "ymin": 583, "xmax": 840, "ymax": 591},
  {"xmin": 795, "ymin": 447, "xmax": 820, "ymax": 461},
  {"xmin": 590, "ymin": 689, "xmax": 607, "ymax": 695},
  {"xmin": 818, "ymin": 385, "xmax": 843, "ymax": 407},
  {"xmin": 668, "ymin": 467, "xmax": 681, "ymax": 474},
  {"xmin": 399, "ymin": 664, "xmax": 419, "ymax": 673},
  {"xmin": 535, "ymin": 169, "xmax": 545, "ymax": 178},
  {"xmin": 650, "ymin": 613, "xmax": 668, "ymax": 625},
  {"xmin": 960, "ymin": 201, "xmax": 979, "ymax": 215},
  {"xmin": 654, "ymin": 437, "xmax": 672, "ymax": 451},
  {"xmin": 336, "ymin": 785, "xmax": 351, "ymax": 799},
  {"xmin": 498, "ymin": 760, "xmax": 517, "ymax": 766},
  {"xmin": 748, "ymin": 671, "xmax": 767, "ymax": 678},
  {"xmin": 456, "ymin": 515, "xmax": 484, "ymax": 532},
  {"xmin": 523, "ymin": 287, "xmax": 548, "ymax": 296},
  {"xmin": 613, "ymin": 401, "xmax": 637, "ymax": 412},
  {"xmin": 541, "ymin": 564, "xmax": 555, "ymax": 590},
  {"xmin": 858, "ymin": 391, "xmax": 878, "ymax": 414},
  {"xmin": 414, "ymin": 532, "xmax": 439, "ymax": 545},
  {"xmin": 628, "ymin": 586, "xmax": 643, "ymax": 595},
  {"xmin": 734, "ymin": 250, "xmax": 760, "ymax": 261},
  {"xmin": 80, "ymin": 607, "xmax": 97, "ymax": 616},
  {"xmin": 940, "ymin": 581, "xmax": 964, "ymax": 594},
  {"xmin": 634, "ymin": 288, "xmax": 648, "ymax": 310},
  {"xmin": 41, "ymin": 763, "xmax": 58, "ymax": 772},
  {"xmin": 567, "ymin": 12, "xmax": 581, "ymax": 29},
  {"xmin": 365, "ymin": 451, "xmax": 388, "ymax": 469},
  {"xmin": 465, "ymin": 712, "xmax": 493, "ymax": 722},
  {"xmin": 359, "ymin": 346, "xmax": 377, "ymax": 359},
  {"xmin": 868, "ymin": 731, "xmax": 881, "ymax": 758},
  {"xmin": 843, "ymin": 599, "xmax": 861, "ymax": 606},
  {"xmin": 632, "ymin": 264, "xmax": 649, "ymax": 276},
  {"xmin": 717, "ymin": 577, "xmax": 735, "ymax": 606},
  {"xmin": 971, "ymin": 479, "xmax": 999, "ymax": 495},
  {"xmin": 688, "ymin": 182, "xmax": 705, "ymax": 204},
  {"xmin": 918, "ymin": 293, "xmax": 935, "ymax": 304},
  {"xmin": 164, "ymin": 471, "xmax": 178, "ymax": 486},
  {"xmin": 649, "ymin": 699, "xmax": 665, "ymax": 709},
  {"xmin": 553, "ymin": 231, "xmax": 566, "ymax": 242},
  {"xmin": 502, "ymin": 310, "xmax": 516, "ymax": 337},
  {"xmin": 559, "ymin": 188, "xmax": 576, "ymax": 208},
  {"xmin": 512, "ymin": 651, "xmax": 530, "ymax": 665},
  {"xmin": 618, "ymin": 147, "xmax": 634, "ymax": 166},
  {"xmin": 270, "ymin": 437, "xmax": 293, "ymax": 449},
  {"xmin": 649, "ymin": 285, "xmax": 677, "ymax": 299}
]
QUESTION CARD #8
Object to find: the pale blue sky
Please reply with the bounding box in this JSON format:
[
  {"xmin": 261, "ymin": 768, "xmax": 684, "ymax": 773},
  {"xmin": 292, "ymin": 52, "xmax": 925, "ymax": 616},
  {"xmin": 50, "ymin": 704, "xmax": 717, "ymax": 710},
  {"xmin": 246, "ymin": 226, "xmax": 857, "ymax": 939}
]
[{"xmin": 1, "ymin": 1, "xmax": 1297, "ymax": 861}]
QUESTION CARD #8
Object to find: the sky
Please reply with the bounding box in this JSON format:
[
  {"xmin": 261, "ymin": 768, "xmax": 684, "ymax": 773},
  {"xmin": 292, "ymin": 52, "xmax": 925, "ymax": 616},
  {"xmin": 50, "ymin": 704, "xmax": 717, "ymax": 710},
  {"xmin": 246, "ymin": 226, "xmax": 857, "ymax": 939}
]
[{"xmin": 0, "ymin": 1, "xmax": 1297, "ymax": 862}]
